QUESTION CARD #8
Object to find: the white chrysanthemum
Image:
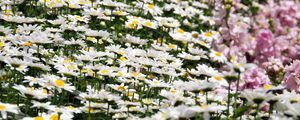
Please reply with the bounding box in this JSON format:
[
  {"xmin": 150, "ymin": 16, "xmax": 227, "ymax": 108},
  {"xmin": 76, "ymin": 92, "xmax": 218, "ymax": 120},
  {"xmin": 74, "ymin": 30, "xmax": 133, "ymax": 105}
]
[{"xmin": 209, "ymin": 51, "xmax": 227, "ymax": 63}]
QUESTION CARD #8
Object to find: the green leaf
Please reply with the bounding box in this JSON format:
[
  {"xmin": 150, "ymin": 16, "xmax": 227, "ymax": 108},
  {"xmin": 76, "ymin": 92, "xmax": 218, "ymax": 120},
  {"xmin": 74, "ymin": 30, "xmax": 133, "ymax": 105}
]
[{"xmin": 232, "ymin": 105, "xmax": 250, "ymax": 118}]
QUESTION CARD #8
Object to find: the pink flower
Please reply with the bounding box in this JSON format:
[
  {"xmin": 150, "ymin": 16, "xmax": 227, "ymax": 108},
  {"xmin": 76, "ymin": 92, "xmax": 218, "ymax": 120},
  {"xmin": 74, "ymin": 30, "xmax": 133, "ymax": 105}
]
[
  {"xmin": 260, "ymin": 103, "xmax": 269, "ymax": 113},
  {"xmin": 262, "ymin": 57, "xmax": 284, "ymax": 73},
  {"xmin": 254, "ymin": 29, "xmax": 277, "ymax": 64},
  {"xmin": 284, "ymin": 60, "xmax": 300, "ymax": 91},
  {"xmin": 241, "ymin": 68, "xmax": 270, "ymax": 90}
]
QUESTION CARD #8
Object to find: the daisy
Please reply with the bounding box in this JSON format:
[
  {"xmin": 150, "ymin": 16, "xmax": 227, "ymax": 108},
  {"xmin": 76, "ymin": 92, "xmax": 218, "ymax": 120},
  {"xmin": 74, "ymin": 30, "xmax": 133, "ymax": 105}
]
[
  {"xmin": 113, "ymin": 10, "xmax": 129, "ymax": 16},
  {"xmin": 83, "ymin": 8, "xmax": 104, "ymax": 17},
  {"xmin": 146, "ymin": 79, "xmax": 170, "ymax": 88},
  {"xmin": 31, "ymin": 101, "xmax": 53, "ymax": 110},
  {"xmin": 188, "ymin": 64, "xmax": 218, "ymax": 77},
  {"xmin": 197, "ymin": 40, "xmax": 211, "ymax": 48},
  {"xmin": 200, "ymin": 31, "xmax": 220, "ymax": 42},
  {"xmin": 0, "ymin": 102, "xmax": 19, "ymax": 119},
  {"xmin": 123, "ymin": 34, "xmax": 148, "ymax": 45},
  {"xmin": 199, "ymin": 15, "xmax": 216, "ymax": 25},
  {"xmin": 178, "ymin": 52, "xmax": 201, "ymax": 60},
  {"xmin": 169, "ymin": 28, "xmax": 192, "ymax": 42},
  {"xmin": 98, "ymin": 66, "xmax": 114, "ymax": 76},
  {"xmin": 49, "ymin": 79, "xmax": 76, "ymax": 92},
  {"xmin": 68, "ymin": 15, "xmax": 89, "ymax": 23},
  {"xmin": 109, "ymin": 83, "xmax": 128, "ymax": 92},
  {"xmin": 240, "ymin": 88, "xmax": 273, "ymax": 104},
  {"xmin": 209, "ymin": 74, "xmax": 229, "ymax": 87},
  {"xmin": 137, "ymin": 2, "xmax": 163, "ymax": 16},
  {"xmin": 142, "ymin": 20, "xmax": 158, "ymax": 29},
  {"xmin": 209, "ymin": 50, "xmax": 227, "ymax": 63},
  {"xmin": 125, "ymin": 16, "xmax": 143, "ymax": 30},
  {"xmin": 154, "ymin": 17, "xmax": 180, "ymax": 28},
  {"xmin": 13, "ymin": 85, "xmax": 50, "ymax": 100},
  {"xmin": 112, "ymin": 113, "xmax": 128, "ymax": 119},
  {"xmin": 40, "ymin": 0, "xmax": 66, "ymax": 8},
  {"xmin": 23, "ymin": 76, "xmax": 45, "ymax": 86},
  {"xmin": 188, "ymin": 46, "xmax": 207, "ymax": 57},
  {"xmin": 22, "ymin": 113, "xmax": 50, "ymax": 120},
  {"xmin": 85, "ymin": 29, "xmax": 110, "ymax": 38},
  {"xmin": 63, "ymin": 106, "xmax": 82, "ymax": 114}
]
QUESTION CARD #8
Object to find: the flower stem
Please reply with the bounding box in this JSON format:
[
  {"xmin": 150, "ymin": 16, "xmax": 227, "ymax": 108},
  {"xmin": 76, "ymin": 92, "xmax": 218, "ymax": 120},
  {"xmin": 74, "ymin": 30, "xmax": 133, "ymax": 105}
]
[
  {"xmin": 227, "ymin": 81, "xmax": 231, "ymax": 118},
  {"xmin": 234, "ymin": 72, "xmax": 240, "ymax": 116}
]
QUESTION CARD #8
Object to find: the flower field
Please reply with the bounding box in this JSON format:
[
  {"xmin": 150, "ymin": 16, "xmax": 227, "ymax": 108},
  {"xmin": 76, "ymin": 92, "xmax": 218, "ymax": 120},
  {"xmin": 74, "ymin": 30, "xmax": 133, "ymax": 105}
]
[{"xmin": 1, "ymin": 0, "xmax": 300, "ymax": 119}]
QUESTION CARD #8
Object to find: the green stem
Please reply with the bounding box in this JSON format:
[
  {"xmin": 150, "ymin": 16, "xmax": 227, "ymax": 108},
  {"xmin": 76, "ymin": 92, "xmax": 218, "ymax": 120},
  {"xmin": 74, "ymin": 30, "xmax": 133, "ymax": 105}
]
[
  {"xmin": 234, "ymin": 72, "xmax": 240, "ymax": 116},
  {"xmin": 107, "ymin": 103, "xmax": 110, "ymax": 116},
  {"xmin": 255, "ymin": 103, "xmax": 260, "ymax": 120},
  {"xmin": 205, "ymin": 91, "xmax": 208, "ymax": 104},
  {"xmin": 88, "ymin": 101, "xmax": 91, "ymax": 120},
  {"xmin": 227, "ymin": 81, "xmax": 231, "ymax": 119},
  {"xmin": 268, "ymin": 103, "xmax": 273, "ymax": 118}
]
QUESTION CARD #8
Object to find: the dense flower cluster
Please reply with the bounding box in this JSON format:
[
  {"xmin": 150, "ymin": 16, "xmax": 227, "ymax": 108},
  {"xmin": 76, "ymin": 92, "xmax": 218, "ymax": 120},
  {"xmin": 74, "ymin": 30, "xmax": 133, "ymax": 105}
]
[{"xmin": 0, "ymin": 0, "xmax": 300, "ymax": 120}]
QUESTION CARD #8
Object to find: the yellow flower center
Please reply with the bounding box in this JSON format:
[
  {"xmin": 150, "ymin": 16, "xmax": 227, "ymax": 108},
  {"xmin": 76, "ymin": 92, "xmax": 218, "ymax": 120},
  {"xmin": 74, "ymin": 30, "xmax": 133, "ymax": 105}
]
[
  {"xmin": 153, "ymin": 80, "xmax": 159, "ymax": 85},
  {"xmin": 34, "ymin": 116, "xmax": 44, "ymax": 120},
  {"xmin": 43, "ymin": 89, "xmax": 48, "ymax": 94},
  {"xmin": 264, "ymin": 85, "xmax": 272, "ymax": 90},
  {"xmin": 118, "ymin": 50, "xmax": 125, "ymax": 55},
  {"xmin": 120, "ymin": 57, "xmax": 127, "ymax": 61},
  {"xmin": 204, "ymin": 32, "xmax": 213, "ymax": 37},
  {"xmin": 4, "ymin": 10, "xmax": 12, "ymax": 16},
  {"xmin": 68, "ymin": 106, "xmax": 76, "ymax": 110},
  {"xmin": 143, "ymin": 99, "xmax": 153, "ymax": 105},
  {"xmin": 170, "ymin": 89, "xmax": 177, "ymax": 93},
  {"xmin": 199, "ymin": 90, "xmax": 204, "ymax": 95},
  {"xmin": 149, "ymin": 74, "xmax": 155, "ymax": 79},
  {"xmin": 117, "ymin": 85, "xmax": 126, "ymax": 91},
  {"xmin": 198, "ymin": 41, "xmax": 206, "ymax": 46},
  {"xmin": 214, "ymin": 76, "xmax": 223, "ymax": 81},
  {"xmin": 161, "ymin": 113, "xmax": 167, "ymax": 119},
  {"xmin": 100, "ymin": 69, "xmax": 109, "ymax": 74},
  {"xmin": 49, "ymin": 2, "xmax": 55, "ymax": 8},
  {"xmin": 116, "ymin": 11, "xmax": 124, "ymax": 15},
  {"xmin": 128, "ymin": 23, "xmax": 136, "ymax": 29},
  {"xmin": 68, "ymin": 4, "xmax": 75, "ymax": 8},
  {"xmin": 86, "ymin": 107, "xmax": 95, "ymax": 113},
  {"xmin": 177, "ymin": 28, "xmax": 185, "ymax": 34},
  {"xmin": 132, "ymin": 72, "xmax": 139, "ymax": 77},
  {"xmin": 55, "ymin": 79, "xmax": 65, "ymax": 87},
  {"xmin": 132, "ymin": 20, "xmax": 139, "ymax": 25},
  {"xmin": 0, "ymin": 105, "xmax": 6, "ymax": 110},
  {"xmin": 230, "ymin": 56, "xmax": 235, "ymax": 62},
  {"xmin": 23, "ymin": 42, "xmax": 33, "ymax": 46},
  {"xmin": 147, "ymin": 4, "xmax": 155, "ymax": 9},
  {"xmin": 144, "ymin": 21, "xmax": 153, "ymax": 27},
  {"xmin": 129, "ymin": 106, "xmax": 136, "ymax": 111},
  {"xmin": 140, "ymin": 77, "xmax": 146, "ymax": 81},
  {"xmin": 117, "ymin": 71, "xmax": 123, "ymax": 77},
  {"xmin": 87, "ymin": 37, "xmax": 96, "ymax": 42},
  {"xmin": 126, "ymin": 92, "xmax": 134, "ymax": 97},
  {"xmin": 50, "ymin": 114, "xmax": 59, "ymax": 120},
  {"xmin": 0, "ymin": 41, "xmax": 5, "ymax": 47},
  {"xmin": 81, "ymin": 68, "xmax": 88, "ymax": 73},
  {"xmin": 168, "ymin": 44, "xmax": 175, "ymax": 49},
  {"xmin": 192, "ymin": 33, "xmax": 199, "ymax": 38},
  {"xmin": 157, "ymin": 38, "xmax": 163, "ymax": 43},
  {"xmin": 215, "ymin": 52, "xmax": 222, "ymax": 57}
]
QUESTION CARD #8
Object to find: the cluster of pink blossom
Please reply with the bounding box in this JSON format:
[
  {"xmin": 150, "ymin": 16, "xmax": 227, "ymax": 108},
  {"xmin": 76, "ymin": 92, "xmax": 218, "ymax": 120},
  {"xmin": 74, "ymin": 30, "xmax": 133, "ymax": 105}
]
[{"xmin": 214, "ymin": 0, "xmax": 300, "ymax": 91}]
